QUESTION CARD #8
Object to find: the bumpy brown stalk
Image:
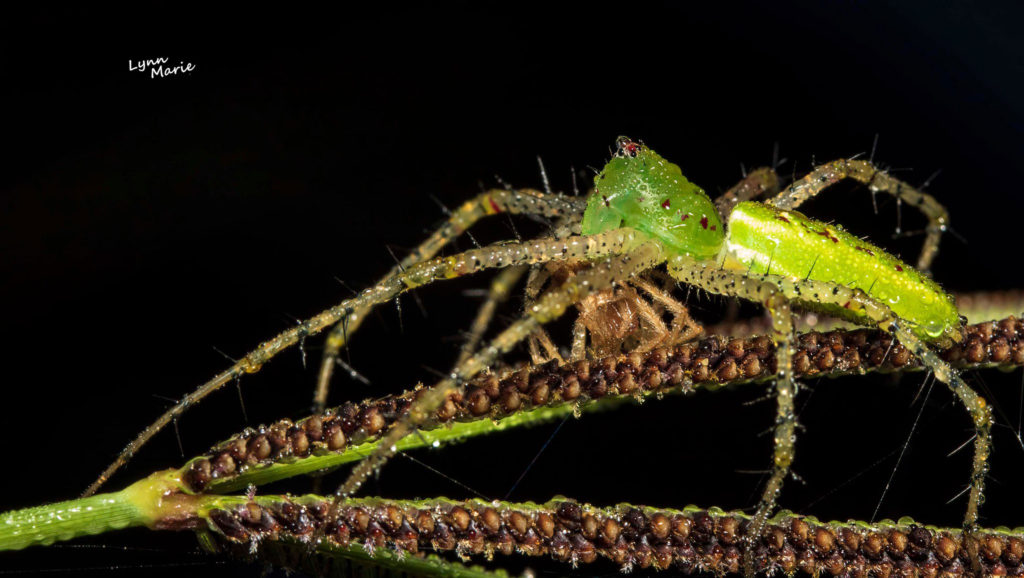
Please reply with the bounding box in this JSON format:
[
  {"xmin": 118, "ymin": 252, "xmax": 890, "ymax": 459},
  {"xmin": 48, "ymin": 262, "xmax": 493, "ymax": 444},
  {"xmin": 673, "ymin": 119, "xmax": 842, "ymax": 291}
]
[
  {"xmin": 201, "ymin": 496, "xmax": 1024, "ymax": 577},
  {"xmin": 182, "ymin": 316, "xmax": 1023, "ymax": 493}
]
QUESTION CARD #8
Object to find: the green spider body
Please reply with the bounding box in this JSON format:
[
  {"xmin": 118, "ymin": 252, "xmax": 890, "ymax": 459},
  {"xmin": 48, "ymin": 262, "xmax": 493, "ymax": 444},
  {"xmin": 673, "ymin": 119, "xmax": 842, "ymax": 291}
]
[{"xmin": 582, "ymin": 139, "xmax": 961, "ymax": 344}]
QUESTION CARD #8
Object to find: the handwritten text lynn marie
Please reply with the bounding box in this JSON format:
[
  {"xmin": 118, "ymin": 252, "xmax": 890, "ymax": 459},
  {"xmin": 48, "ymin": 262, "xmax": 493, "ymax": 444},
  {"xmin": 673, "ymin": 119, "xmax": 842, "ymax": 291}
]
[{"xmin": 128, "ymin": 58, "xmax": 195, "ymax": 78}]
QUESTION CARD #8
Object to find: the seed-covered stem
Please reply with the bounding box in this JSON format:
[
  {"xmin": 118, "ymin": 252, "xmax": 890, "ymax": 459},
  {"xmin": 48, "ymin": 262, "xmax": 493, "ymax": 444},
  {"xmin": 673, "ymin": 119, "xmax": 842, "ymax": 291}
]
[
  {"xmin": 179, "ymin": 316, "xmax": 1023, "ymax": 495},
  {"xmin": 201, "ymin": 495, "xmax": 1024, "ymax": 577}
]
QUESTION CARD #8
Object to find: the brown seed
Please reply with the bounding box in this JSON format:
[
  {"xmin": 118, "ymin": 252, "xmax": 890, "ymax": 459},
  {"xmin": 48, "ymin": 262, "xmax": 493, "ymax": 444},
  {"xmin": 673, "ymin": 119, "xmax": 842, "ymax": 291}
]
[
  {"xmin": 727, "ymin": 339, "xmax": 746, "ymax": 357},
  {"xmin": 561, "ymin": 376, "xmax": 581, "ymax": 400},
  {"xmin": 531, "ymin": 382, "xmax": 550, "ymax": 406},
  {"xmin": 889, "ymin": 530, "xmax": 907, "ymax": 555},
  {"xmin": 718, "ymin": 516, "xmax": 739, "ymax": 545},
  {"xmin": 509, "ymin": 511, "xmax": 529, "ymax": 536},
  {"xmin": 935, "ymin": 534, "xmax": 957, "ymax": 562},
  {"xmin": 815, "ymin": 348, "xmax": 835, "ymax": 370},
  {"xmin": 650, "ymin": 513, "xmax": 670, "ymax": 540},
  {"xmin": 716, "ymin": 358, "xmax": 738, "ymax": 381},
  {"xmin": 213, "ymin": 452, "xmax": 236, "ymax": 477},
  {"xmin": 437, "ymin": 397, "xmax": 458, "ymax": 421},
  {"xmin": 841, "ymin": 348, "xmax": 861, "ymax": 369},
  {"xmin": 290, "ymin": 430, "xmax": 309, "ymax": 455},
  {"xmin": 793, "ymin": 350, "xmax": 811, "ymax": 374},
  {"xmin": 267, "ymin": 424, "xmax": 290, "ymax": 452},
  {"xmin": 226, "ymin": 438, "xmax": 247, "ymax": 460},
  {"xmin": 467, "ymin": 388, "xmax": 491, "ymax": 416},
  {"xmin": 302, "ymin": 415, "xmax": 323, "ymax": 441},
  {"xmin": 248, "ymin": 436, "xmax": 271, "ymax": 461},
  {"xmin": 245, "ymin": 502, "xmax": 262, "ymax": 524},
  {"xmin": 557, "ymin": 501, "xmax": 582, "ymax": 522},
  {"xmin": 537, "ymin": 512, "xmax": 555, "ymax": 538},
  {"xmin": 743, "ymin": 354, "xmax": 762, "ymax": 378},
  {"xmin": 326, "ymin": 423, "xmax": 346, "ymax": 450},
  {"xmin": 384, "ymin": 505, "xmax": 403, "ymax": 530},
  {"xmin": 602, "ymin": 518, "xmax": 620, "ymax": 542},
  {"xmin": 791, "ymin": 518, "xmax": 810, "ymax": 544},
  {"xmin": 693, "ymin": 357, "xmax": 709, "ymax": 381},
  {"xmin": 501, "ymin": 389, "xmax": 521, "ymax": 412},
  {"xmin": 450, "ymin": 507, "xmax": 470, "ymax": 531},
  {"xmin": 187, "ymin": 458, "xmax": 212, "ymax": 490},
  {"xmin": 815, "ymin": 527, "xmax": 835, "ymax": 553},
  {"xmin": 352, "ymin": 508, "xmax": 370, "ymax": 532},
  {"xmin": 480, "ymin": 374, "xmax": 500, "ymax": 398},
  {"xmin": 967, "ymin": 339, "xmax": 986, "ymax": 363},
  {"xmin": 415, "ymin": 510, "xmax": 435, "ymax": 534},
  {"xmin": 1005, "ymin": 537, "xmax": 1023, "ymax": 564},
  {"xmin": 672, "ymin": 516, "xmax": 692, "ymax": 540},
  {"xmin": 361, "ymin": 408, "xmax": 386, "ymax": 434},
  {"xmin": 862, "ymin": 532, "xmax": 884, "ymax": 558},
  {"xmin": 839, "ymin": 528, "xmax": 861, "ymax": 553},
  {"xmin": 991, "ymin": 338, "xmax": 1011, "ymax": 362},
  {"xmin": 617, "ymin": 372, "xmax": 638, "ymax": 394},
  {"xmin": 481, "ymin": 508, "xmax": 501, "ymax": 533},
  {"xmin": 582, "ymin": 515, "xmax": 599, "ymax": 539},
  {"xmin": 983, "ymin": 535, "xmax": 1004, "ymax": 560}
]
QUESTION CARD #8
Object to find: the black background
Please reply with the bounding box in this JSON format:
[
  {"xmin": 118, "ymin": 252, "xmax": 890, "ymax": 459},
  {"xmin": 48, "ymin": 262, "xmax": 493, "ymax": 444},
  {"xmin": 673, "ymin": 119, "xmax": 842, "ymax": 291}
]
[{"xmin": 3, "ymin": 2, "xmax": 1024, "ymax": 576}]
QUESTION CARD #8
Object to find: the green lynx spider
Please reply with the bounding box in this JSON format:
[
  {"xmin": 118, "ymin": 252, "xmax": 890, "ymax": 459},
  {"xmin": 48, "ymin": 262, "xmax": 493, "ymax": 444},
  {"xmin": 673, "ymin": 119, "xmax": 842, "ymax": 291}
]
[{"xmin": 83, "ymin": 137, "xmax": 991, "ymax": 576}]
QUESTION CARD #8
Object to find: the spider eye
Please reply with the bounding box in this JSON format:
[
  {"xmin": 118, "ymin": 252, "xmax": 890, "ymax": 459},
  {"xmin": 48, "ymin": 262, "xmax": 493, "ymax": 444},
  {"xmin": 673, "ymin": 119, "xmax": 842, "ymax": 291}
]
[{"xmin": 615, "ymin": 136, "xmax": 641, "ymax": 158}]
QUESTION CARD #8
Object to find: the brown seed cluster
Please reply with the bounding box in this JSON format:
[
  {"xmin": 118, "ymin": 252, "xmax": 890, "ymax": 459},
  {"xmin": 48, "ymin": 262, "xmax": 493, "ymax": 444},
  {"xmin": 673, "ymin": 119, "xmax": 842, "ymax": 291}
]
[
  {"xmin": 184, "ymin": 317, "xmax": 1024, "ymax": 492},
  {"xmin": 206, "ymin": 497, "xmax": 1024, "ymax": 576}
]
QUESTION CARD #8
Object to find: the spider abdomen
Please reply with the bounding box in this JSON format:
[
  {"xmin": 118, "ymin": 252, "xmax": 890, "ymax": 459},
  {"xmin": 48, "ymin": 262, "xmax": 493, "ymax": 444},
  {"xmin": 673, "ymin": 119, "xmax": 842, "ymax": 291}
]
[{"xmin": 722, "ymin": 201, "xmax": 960, "ymax": 342}]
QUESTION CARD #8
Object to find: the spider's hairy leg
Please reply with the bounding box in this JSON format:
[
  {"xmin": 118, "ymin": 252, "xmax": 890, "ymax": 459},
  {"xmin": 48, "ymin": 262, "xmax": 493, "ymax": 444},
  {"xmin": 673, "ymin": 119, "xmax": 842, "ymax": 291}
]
[
  {"xmin": 630, "ymin": 276, "xmax": 703, "ymax": 345},
  {"xmin": 454, "ymin": 264, "xmax": 528, "ymax": 367},
  {"xmin": 315, "ymin": 189, "xmax": 585, "ymax": 412},
  {"xmin": 769, "ymin": 159, "xmax": 949, "ymax": 272},
  {"xmin": 82, "ymin": 229, "xmax": 631, "ymax": 497},
  {"xmin": 714, "ymin": 167, "xmax": 782, "ymax": 219},
  {"xmin": 323, "ymin": 239, "xmax": 666, "ymax": 523},
  {"xmin": 665, "ymin": 259, "xmax": 797, "ymax": 578}
]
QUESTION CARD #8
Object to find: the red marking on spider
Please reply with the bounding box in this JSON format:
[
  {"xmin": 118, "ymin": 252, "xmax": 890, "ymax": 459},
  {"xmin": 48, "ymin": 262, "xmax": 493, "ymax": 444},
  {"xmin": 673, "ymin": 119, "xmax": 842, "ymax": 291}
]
[
  {"xmin": 842, "ymin": 301, "xmax": 851, "ymax": 309},
  {"xmin": 661, "ymin": 199, "xmax": 671, "ymax": 210},
  {"xmin": 855, "ymin": 246, "xmax": 875, "ymax": 256},
  {"xmin": 815, "ymin": 229, "xmax": 839, "ymax": 243},
  {"xmin": 895, "ymin": 264, "xmax": 904, "ymax": 272},
  {"xmin": 487, "ymin": 197, "xmax": 502, "ymax": 214},
  {"xmin": 700, "ymin": 216, "xmax": 709, "ymax": 229},
  {"xmin": 776, "ymin": 215, "xmax": 791, "ymax": 224},
  {"xmin": 603, "ymin": 195, "xmax": 610, "ymax": 208},
  {"xmin": 681, "ymin": 213, "xmax": 690, "ymax": 222},
  {"xmin": 710, "ymin": 225, "xmax": 716, "ymax": 231}
]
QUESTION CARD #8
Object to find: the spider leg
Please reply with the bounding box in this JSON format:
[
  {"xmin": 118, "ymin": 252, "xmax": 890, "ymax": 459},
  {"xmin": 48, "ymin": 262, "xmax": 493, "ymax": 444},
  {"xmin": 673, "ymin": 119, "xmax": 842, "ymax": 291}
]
[
  {"xmin": 323, "ymin": 240, "xmax": 667, "ymax": 520},
  {"xmin": 769, "ymin": 159, "xmax": 950, "ymax": 273},
  {"xmin": 666, "ymin": 260, "xmax": 992, "ymax": 576},
  {"xmin": 83, "ymin": 228, "xmax": 638, "ymax": 497},
  {"xmin": 315, "ymin": 189, "xmax": 585, "ymax": 412},
  {"xmin": 630, "ymin": 276, "xmax": 703, "ymax": 345},
  {"xmin": 665, "ymin": 260, "xmax": 796, "ymax": 578},
  {"xmin": 454, "ymin": 264, "xmax": 528, "ymax": 367},
  {"xmin": 714, "ymin": 167, "xmax": 781, "ymax": 220}
]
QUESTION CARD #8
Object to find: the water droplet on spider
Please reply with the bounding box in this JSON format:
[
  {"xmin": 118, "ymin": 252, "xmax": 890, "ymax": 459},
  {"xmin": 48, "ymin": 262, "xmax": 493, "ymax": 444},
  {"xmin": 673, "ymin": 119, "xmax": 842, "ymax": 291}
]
[
  {"xmin": 389, "ymin": 444, "xmax": 397, "ymax": 452},
  {"xmin": 431, "ymin": 440, "xmax": 440, "ymax": 448}
]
